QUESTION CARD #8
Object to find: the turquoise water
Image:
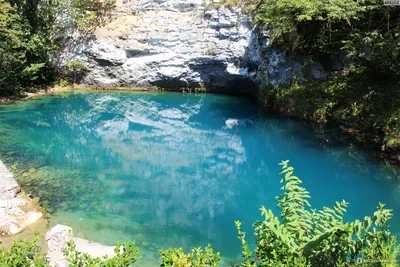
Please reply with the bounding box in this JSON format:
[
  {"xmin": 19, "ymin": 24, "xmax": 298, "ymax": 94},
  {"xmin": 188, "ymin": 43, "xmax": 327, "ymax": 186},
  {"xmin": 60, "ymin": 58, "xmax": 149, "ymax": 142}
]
[{"xmin": 0, "ymin": 92, "xmax": 399, "ymax": 264}]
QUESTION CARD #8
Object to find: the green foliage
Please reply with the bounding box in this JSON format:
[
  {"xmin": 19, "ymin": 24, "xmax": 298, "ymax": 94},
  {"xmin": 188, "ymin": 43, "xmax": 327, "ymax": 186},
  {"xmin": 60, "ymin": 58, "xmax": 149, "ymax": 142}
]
[
  {"xmin": 65, "ymin": 241, "xmax": 140, "ymax": 266},
  {"xmin": 66, "ymin": 60, "xmax": 88, "ymax": 73},
  {"xmin": 0, "ymin": 0, "xmax": 115, "ymax": 96},
  {"xmin": 0, "ymin": 0, "xmax": 29, "ymax": 95},
  {"xmin": 234, "ymin": 221, "xmax": 254, "ymax": 266},
  {"xmin": 59, "ymin": 78, "xmax": 71, "ymax": 88},
  {"xmin": 268, "ymin": 68, "xmax": 400, "ymax": 151},
  {"xmin": 70, "ymin": 0, "xmax": 115, "ymax": 34},
  {"xmin": 22, "ymin": 63, "xmax": 47, "ymax": 81},
  {"xmin": 65, "ymin": 60, "xmax": 88, "ymax": 84},
  {"xmin": 0, "ymin": 234, "xmax": 139, "ymax": 267},
  {"xmin": 0, "ymin": 233, "xmax": 47, "ymax": 266},
  {"xmin": 160, "ymin": 245, "xmax": 220, "ymax": 267},
  {"xmin": 250, "ymin": 0, "xmax": 400, "ymax": 70},
  {"xmin": 235, "ymin": 161, "xmax": 400, "ymax": 267}
]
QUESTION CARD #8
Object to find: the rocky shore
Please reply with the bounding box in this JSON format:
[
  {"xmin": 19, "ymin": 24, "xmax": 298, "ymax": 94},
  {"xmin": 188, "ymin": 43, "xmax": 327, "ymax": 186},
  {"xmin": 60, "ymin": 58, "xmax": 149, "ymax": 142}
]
[
  {"xmin": 0, "ymin": 160, "xmax": 42, "ymax": 236},
  {"xmin": 0, "ymin": 159, "xmax": 116, "ymax": 266}
]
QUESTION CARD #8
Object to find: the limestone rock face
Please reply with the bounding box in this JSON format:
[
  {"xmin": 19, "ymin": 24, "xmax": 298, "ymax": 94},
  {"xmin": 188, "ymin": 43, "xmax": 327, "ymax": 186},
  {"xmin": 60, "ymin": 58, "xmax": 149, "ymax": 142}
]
[
  {"xmin": 240, "ymin": 29, "xmax": 305, "ymax": 88},
  {"xmin": 46, "ymin": 224, "xmax": 117, "ymax": 267},
  {"xmin": 0, "ymin": 160, "xmax": 42, "ymax": 236},
  {"xmin": 64, "ymin": 0, "xmax": 333, "ymax": 92},
  {"xmin": 68, "ymin": 0, "xmax": 258, "ymax": 93}
]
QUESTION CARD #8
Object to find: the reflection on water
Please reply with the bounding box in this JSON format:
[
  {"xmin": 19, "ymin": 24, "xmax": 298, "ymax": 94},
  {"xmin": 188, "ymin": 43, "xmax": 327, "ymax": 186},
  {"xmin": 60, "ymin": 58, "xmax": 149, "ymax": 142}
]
[{"xmin": 0, "ymin": 91, "xmax": 399, "ymax": 265}]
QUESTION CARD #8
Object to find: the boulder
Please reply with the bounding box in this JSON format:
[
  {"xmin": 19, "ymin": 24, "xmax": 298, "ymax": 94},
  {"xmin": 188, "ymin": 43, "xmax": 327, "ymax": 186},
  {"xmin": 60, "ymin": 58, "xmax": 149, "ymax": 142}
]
[{"xmin": 46, "ymin": 224, "xmax": 117, "ymax": 267}]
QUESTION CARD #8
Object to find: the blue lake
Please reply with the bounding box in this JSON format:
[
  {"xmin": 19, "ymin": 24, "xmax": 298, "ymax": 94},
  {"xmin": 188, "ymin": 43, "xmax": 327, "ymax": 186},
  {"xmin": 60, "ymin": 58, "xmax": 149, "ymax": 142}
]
[{"xmin": 0, "ymin": 91, "xmax": 399, "ymax": 264}]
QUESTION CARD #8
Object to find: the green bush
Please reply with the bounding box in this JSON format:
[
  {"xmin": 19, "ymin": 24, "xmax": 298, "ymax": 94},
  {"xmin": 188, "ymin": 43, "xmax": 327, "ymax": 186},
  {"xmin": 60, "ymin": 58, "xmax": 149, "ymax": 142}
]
[
  {"xmin": 264, "ymin": 68, "xmax": 400, "ymax": 152},
  {"xmin": 0, "ymin": 0, "xmax": 115, "ymax": 96},
  {"xmin": 235, "ymin": 160, "xmax": 400, "ymax": 266},
  {"xmin": 0, "ymin": 234, "xmax": 140, "ymax": 266},
  {"xmin": 160, "ymin": 245, "xmax": 220, "ymax": 267},
  {"xmin": 0, "ymin": 234, "xmax": 47, "ymax": 267},
  {"xmin": 65, "ymin": 241, "xmax": 140, "ymax": 266},
  {"xmin": 59, "ymin": 78, "xmax": 71, "ymax": 88},
  {"xmin": 66, "ymin": 60, "xmax": 88, "ymax": 84}
]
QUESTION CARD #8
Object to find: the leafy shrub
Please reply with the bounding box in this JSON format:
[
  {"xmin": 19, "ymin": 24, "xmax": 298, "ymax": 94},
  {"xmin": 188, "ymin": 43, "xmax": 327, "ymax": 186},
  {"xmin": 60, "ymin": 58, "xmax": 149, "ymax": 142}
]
[
  {"xmin": 266, "ymin": 68, "xmax": 400, "ymax": 152},
  {"xmin": 0, "ymin": 0, "xmax": 115, "ymax": 96},
  {"xmin": 0, "ymin": 233, "xmax": 139, "ymax": 266},
  {"xmin": 0, "ymin": 234, "xmax": 47, "ymax": 266},
  {"xmin": 160, "ymin": 245, "xmax": 220, "ymax": 267},
  {"xmin": 65, "ymin": 241, "xmax": 139, "ymax": 266},
  {"xmin": 59, "ymin": 78, "xmax": 71, "ymax": 88},
  {"xmin": 66, "ymin": 60, "xmax": 88, "ymax": 84},
  {"xmin": 235, "ymin": 160, "xmax": 400, "ymax": 266}
]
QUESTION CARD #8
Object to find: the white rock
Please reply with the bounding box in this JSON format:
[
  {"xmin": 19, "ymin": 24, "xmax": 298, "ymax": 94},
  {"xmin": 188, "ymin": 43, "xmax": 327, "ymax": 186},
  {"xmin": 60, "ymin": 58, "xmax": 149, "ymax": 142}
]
[
  {"xmin": 46, "ymin": 225, "xmax": 117, "ymax": 267},
  {"xmin": 0, "ymin": 160, "xmax": 42, "ymax": 236},
  {"xmin": 73, "ymin": 237, "xmax": 116, "ymax": 258},
  {"xmin": 46, "ymin": 225, "xmax": 73, "ymax": 267}
]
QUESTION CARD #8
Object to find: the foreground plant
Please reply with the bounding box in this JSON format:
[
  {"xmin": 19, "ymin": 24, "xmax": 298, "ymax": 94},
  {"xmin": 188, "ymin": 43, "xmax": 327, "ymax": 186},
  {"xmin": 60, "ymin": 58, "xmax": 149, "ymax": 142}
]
[
  {"xmin": 236, "ymin": 160, "xmax": 400, "ymax": 266},
  {"xmin": 0, "ymin": 234, "xmax": 139, "ymax": 267},
  {"xmin": 65, "ymin": 241, "xmax": 139, "ymax": 266},
  {"xmin": 0, "ymin": 234, "xmax": 47, "ymax": 266},
  {"xmin": 160, "ymin": 245, "xmax": 221, "ymax": 267}
]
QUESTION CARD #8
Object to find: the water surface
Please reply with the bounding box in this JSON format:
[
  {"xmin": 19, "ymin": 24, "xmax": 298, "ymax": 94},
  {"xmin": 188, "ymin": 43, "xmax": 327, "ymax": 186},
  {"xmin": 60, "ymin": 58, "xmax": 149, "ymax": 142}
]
[{"xmin": 0, "ymin": 92, "xmax": 399, "ymax": 264}]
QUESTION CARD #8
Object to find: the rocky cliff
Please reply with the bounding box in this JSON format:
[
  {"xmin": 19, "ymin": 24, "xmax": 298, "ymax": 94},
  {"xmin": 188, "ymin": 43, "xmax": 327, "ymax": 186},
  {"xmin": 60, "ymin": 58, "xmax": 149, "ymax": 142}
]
[{"xmin": 67, "ymin": 0, "xmax": 323, "ymax": 93}]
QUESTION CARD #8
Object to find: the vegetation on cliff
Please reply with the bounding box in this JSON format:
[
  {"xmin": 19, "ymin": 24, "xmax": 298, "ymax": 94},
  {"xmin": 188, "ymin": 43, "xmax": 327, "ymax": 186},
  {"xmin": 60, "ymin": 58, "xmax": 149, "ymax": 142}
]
[
  {"xmin": 0, "ymin": 0, "xmax": 114, "ymax": 96},
  {"xmin": 210, "ymin": 0, "xmax": 400, "ymax": 155},
  {"xmin": 250, "ymin": 0, "xmax": 400, "ymax": 154},
  {"xmin": 1, "ymin": 162, "xmax": 398, "ymax": 266}
]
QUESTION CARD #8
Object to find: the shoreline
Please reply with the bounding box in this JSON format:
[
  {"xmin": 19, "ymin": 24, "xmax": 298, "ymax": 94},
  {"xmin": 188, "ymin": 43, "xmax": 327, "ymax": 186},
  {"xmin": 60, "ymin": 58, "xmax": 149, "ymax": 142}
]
[
  {"xmin": 0, "ymin": 158, "xmax": 118, "ymax": 266},
  {"xmin": 0, "ymin": 84, "xmax": 253, "ymax": 104},
  {"xmin": 0, "ymin": 160, "xmax": 43, "ymax": 236}
]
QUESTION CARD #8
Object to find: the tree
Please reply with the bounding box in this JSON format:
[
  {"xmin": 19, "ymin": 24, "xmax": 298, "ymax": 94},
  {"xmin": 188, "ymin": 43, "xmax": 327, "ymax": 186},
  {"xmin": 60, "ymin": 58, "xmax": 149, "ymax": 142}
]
[{"xmin": 0, "ymin": 0, "xmax": 116, "ymax": 96}]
